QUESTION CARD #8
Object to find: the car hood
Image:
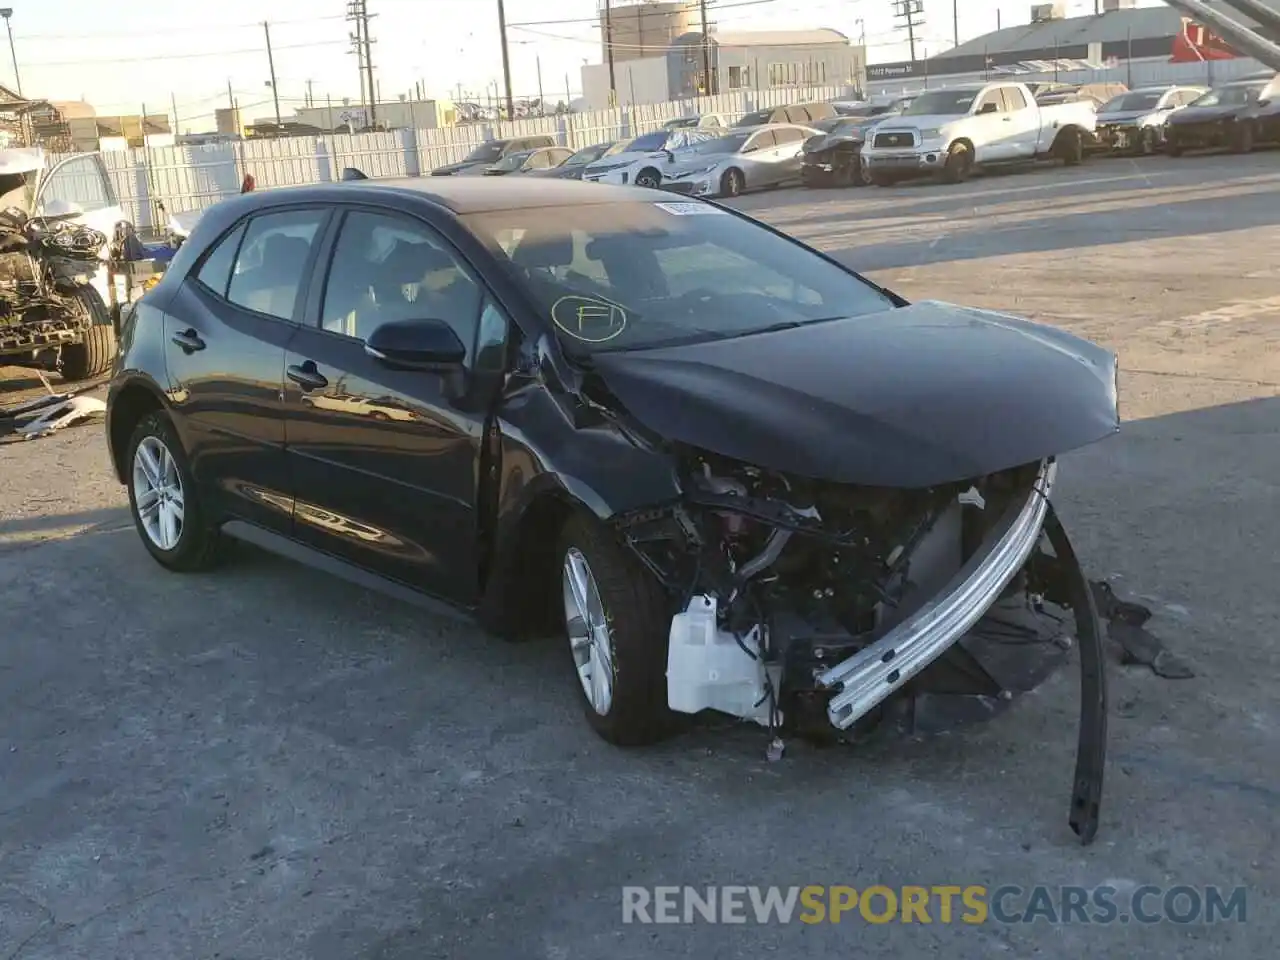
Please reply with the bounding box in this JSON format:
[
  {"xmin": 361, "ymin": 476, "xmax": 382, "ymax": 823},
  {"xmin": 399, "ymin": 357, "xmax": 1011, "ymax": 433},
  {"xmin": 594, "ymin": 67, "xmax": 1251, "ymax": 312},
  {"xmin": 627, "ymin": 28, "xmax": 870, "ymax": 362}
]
[
  {"xmin": 525, "ymin": 164, "xmax": 586, "ymax": 179},
  {"xmin": 585, "ymin": 151, "xmax": 667, "ymax": 174},
  {"xmin": 1097, "ymin": 108, "xmax": 1161, "ymax": 124},
  {"xmin": 1168, "ymin": 104, "xmax": 1241, "ymax": 124},
  {"xmin": 588, "ymin": 300, "xmax": 1119, "ymax": 489},
  {"xmin": 872, "ymin": 114, "xmax": 957, "ymax": 132},
  {"xmin": 666, "ymin": 152, "xmax": 733, "ymax": 175}
]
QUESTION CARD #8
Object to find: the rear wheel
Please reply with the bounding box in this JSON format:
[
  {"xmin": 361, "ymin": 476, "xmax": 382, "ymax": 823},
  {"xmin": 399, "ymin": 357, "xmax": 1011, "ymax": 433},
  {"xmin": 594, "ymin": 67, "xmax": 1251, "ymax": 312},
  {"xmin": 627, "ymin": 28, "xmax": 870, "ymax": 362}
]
[
  {"xmin": 1059, "ymin": 128, "xmax": 1085, "ymax": 166},
  {"xmin": 558, "ymin": 513, "xmax": 677, "ymax": 746},
  {"xmin": 720, "ymin": 168, "xmax": 745, "ymax": 197},
  {"xmin": 634, "ymin": 167, "xmax": 662, "ymax": 189},
  {"xmin": 126, "ymin": 411, "xmax": 222, "ymax": 572},
  {"xmin": 60, "ymin": 287, "xmax": 118, "ymax": 382}
]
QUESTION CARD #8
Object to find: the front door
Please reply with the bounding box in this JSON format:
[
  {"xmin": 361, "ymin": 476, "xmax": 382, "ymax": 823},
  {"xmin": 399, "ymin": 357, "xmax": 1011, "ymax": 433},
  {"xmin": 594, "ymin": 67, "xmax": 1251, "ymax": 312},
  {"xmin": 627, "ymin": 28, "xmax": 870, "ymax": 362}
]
[
  {"xmin": 162, "ymin": 206, "xmax": 331, "ymax": 532},
  {"xmin": 970, "ymin": 88, "xmax": 1015, "ymax": 163},
  {"xmin": 36, "ymin": 153, "xmax": 125, "ymax": 307},
  {"xmin": 999, "ymin": 87, "xmax": 1042, "ymax": 158},
  {"xmin": 283, "ymin": 207, "xmax": 501, "ymax": 604}
]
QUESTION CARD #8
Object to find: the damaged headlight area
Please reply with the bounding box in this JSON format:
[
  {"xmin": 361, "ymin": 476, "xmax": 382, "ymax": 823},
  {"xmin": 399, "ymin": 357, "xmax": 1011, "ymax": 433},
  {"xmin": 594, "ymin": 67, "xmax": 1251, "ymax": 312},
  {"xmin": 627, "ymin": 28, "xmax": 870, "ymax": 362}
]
[{"xmin": 612, "ymin": 448, "xmax": 1106, "ymax": 843}]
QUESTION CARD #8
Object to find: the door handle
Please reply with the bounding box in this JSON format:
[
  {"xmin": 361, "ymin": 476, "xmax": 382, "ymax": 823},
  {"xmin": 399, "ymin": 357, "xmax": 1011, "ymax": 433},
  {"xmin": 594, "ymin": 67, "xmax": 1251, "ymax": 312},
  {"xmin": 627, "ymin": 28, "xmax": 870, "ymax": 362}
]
[
  {"xmin": 170, "ymin": 328, "xmax": 205, "ymax": 353},
  {"xmin": 1002, "ymin": 116, "xmax": 1012, "ymax": 122},
  {"xmin": 287, "ymin": 361, "xmax": 329, "ymax": 392}
]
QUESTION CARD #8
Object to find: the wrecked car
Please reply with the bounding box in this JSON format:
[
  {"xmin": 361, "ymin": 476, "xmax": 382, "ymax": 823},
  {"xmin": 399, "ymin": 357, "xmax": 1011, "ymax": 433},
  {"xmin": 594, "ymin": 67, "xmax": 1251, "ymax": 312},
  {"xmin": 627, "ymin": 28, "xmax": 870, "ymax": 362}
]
[
  {"xmin": 105, "ymin": 178, "xmax": 1118, "ymax": 842},
  {"xmin": 0, "ymin": 148, "xmax": 126, "ymax": 381}
]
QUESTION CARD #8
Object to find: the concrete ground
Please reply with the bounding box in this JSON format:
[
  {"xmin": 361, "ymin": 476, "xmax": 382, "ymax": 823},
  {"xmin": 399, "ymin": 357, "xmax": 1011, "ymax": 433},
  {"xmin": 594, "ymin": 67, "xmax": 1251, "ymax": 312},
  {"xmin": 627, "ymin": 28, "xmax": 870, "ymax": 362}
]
[{"xmin": 2, "ymin": 151, "xmax": 1277, "ymax": 959}]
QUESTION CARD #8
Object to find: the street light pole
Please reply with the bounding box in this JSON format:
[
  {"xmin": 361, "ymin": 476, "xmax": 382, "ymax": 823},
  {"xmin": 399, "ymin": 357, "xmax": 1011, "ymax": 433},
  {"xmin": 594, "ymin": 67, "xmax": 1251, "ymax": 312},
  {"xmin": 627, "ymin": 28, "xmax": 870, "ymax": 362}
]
[{"xmin": 0, "ymin": 9, "xmax": 21, "ymax": 96}]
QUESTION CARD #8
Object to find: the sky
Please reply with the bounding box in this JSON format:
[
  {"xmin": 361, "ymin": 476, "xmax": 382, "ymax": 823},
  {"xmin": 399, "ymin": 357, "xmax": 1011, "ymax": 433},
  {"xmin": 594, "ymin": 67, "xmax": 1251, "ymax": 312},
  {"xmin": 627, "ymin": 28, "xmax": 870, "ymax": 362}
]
[{"xmin": 7, "ymin": 0, "xmax": 1172, "ymax": 130}]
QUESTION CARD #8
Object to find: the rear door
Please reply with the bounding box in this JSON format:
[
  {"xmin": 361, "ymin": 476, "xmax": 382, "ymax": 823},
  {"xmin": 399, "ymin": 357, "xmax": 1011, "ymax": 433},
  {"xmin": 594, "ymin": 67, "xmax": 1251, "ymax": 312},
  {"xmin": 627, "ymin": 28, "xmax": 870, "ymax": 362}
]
[
  {"xmin": 282, "ymin": 206, "xmax": 508, "ymax": 604},
  {"xmin": 162, "ymin": 205, "xmax": 332, "ymax": 532},
  {"xmin": 740, "ymin": 128, "xmax": 778, "ymax": 186},
  {"xmin": 35, "ymin": 153, "xmax": 125, "ymax": 307},
  {"xmin": 769, "ymin": 126, "xmax": 808, "ymax": 183}
]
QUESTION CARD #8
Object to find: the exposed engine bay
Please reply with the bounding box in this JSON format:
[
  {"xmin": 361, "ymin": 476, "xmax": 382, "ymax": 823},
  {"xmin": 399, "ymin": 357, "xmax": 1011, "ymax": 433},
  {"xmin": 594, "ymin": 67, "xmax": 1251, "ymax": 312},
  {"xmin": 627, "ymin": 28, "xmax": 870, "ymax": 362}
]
[
  {"xmin": 0, "ymin": 205, "xmax": 109, "ymax": 359},
  {"xmin": 612, "ymin": 447, "xmax": 1105, "ymax": 842}
]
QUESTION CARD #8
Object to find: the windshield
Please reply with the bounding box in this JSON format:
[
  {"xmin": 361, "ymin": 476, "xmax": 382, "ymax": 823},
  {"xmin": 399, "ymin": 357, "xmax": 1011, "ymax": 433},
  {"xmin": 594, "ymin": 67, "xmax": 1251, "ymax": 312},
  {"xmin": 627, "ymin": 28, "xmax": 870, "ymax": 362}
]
[
  {"xmin": 734, "ymin": 109, "xmax": 772, "ymax": 127},
  {"xmin": 463, "ymin": 201, "xmax": 895, "ymax": 354},
  {"xmin": 566, "ymin": 143, "xmax": 611, "ymax": 165},
  {"xmin": 627, "ymin": 131, "xmax": 672, "ymax": 152},
  {"xmin": 1101, "ymin": 91, "xmax": 1165, "ymax": 113},
  {"xmin": 686, "ymin": 132, "xmax": 750, "ymax": 155},
  {"xmin": 464, "ymin": 141, "xmax": 507, "ymax": 163},
  {"xmin": 901, "ymin": 89, "xmax": 980, "ymax": 116},
  {"xmin": 491, "ymin": 152, "xmax": 530, "ymax": 172},
  {"xmin": 1189, "ymin": 82, "xmax": 1266, "ymax": 108}
]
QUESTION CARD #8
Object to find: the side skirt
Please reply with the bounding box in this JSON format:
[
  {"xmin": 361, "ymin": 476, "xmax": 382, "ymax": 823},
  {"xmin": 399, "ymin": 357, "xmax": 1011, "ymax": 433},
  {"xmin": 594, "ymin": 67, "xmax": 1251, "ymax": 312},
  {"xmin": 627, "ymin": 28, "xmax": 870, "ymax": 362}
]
[{"xmin": 220, "ymin": 520, "xmax": 478, "ymax": 626}]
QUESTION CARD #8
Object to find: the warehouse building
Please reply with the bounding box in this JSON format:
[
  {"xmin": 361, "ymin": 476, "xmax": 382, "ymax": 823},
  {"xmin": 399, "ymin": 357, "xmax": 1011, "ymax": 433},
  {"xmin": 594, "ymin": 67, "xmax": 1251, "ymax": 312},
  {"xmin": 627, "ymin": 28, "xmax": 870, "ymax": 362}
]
[
  {"xmin": 867, "ymin": 1, "xmax": 1275, "ymax": 96},
  {"xmin": 582, "ymin": 27, "xmax": 866, "ymax": 108}
]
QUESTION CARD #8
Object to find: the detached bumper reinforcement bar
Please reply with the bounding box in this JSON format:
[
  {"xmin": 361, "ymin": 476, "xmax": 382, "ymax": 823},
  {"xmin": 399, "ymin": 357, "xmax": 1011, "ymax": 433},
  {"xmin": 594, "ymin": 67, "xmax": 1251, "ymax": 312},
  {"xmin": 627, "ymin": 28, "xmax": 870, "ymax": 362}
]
[{"xmin": 817, "ymin": 459, "xmax": 1057, "ymax": 729}]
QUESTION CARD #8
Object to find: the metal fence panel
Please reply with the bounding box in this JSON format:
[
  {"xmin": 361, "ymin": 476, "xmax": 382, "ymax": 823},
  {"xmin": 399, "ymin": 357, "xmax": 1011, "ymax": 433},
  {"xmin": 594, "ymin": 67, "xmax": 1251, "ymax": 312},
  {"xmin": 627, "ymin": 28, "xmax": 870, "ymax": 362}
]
[{"xmin": 46, "ymin": 83, "xmax": 860, "ymax": 232}]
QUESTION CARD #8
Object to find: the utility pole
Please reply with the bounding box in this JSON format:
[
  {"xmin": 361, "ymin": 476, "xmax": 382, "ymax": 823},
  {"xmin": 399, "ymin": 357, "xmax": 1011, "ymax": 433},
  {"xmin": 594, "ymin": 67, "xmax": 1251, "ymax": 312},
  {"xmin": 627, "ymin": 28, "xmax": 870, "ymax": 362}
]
[
  {"xmin": 604, "ymin": 0, "xmax": 616, "ymax": 104},
  {"xmin": 0, "ymin": 8, "xmax": 20, "ymax": 96},
  {"xmin": 497, "ymin": 0, "xmax": 515, "ymax": 120},
  {"xmin": 171, "ymin": 91, "xmax": 180, "ymax": 137},
  {"xmin": 306, "ymin": 79, "xmax": 315, "ymax": 108},
  {"xmin": 536, "ymin": 54, "xmax": 545, "ymax": 110},
  {"xmin": 263, "ymin": 22, "xmax": 282, "ymax": 126},
  {"xmin": 699, "ymin": 0, "xmax": 714, "ymax": 95},
  {"xmin": 953, "ymin": 0, "xmax": 960, "ymax": 47},
  {"xmin": 892, "ymin": 0, "xmax": 924, "ymax": 63},
  {"xmin": 346, "ymin": 0, "xmax": 377, "ymax": 126}
]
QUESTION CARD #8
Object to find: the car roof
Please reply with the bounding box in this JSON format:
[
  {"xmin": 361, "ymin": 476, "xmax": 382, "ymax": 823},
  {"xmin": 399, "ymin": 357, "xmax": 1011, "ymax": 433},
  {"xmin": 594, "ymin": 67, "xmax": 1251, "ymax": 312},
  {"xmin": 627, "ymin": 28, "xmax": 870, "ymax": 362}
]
[{"xmin": 224, "ymin": 177, "xmax": 654, "ymax": 215}]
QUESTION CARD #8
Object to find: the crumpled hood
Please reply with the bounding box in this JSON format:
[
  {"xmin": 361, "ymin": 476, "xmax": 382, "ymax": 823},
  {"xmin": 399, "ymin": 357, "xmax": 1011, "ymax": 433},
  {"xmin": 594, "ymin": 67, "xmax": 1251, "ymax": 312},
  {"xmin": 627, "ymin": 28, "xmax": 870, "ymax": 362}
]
[
  {"xmin": 804, "ymin": 133, "xmax": 864, "ymax": 154},
  {"xmin": 589, "ymin": 300, "xmax": 1119, "ymax": 489}
]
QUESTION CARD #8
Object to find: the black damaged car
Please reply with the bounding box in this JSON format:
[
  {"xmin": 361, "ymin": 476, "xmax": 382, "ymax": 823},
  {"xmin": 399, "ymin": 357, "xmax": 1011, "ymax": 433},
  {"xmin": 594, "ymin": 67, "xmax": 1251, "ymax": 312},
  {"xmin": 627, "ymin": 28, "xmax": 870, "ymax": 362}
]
[
  {"xmin": 1164, "ymin": 73, "xmax": 1280, "ymax": 155},
  {"xmin": 105, "ymin": 178, "xmax": 1118, "ymax": 843},
  {"xmin": 801, "ymin": 114, "xmax": 890, "ymax": 187}
]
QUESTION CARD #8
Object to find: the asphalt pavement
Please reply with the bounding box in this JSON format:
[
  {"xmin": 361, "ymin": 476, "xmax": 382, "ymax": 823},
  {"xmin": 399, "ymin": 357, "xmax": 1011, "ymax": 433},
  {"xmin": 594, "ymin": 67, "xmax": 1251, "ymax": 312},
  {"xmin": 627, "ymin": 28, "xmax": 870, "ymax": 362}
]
[{"xmin": 2, "ymin": 150, "xmax": 1278, "ymax": 959}]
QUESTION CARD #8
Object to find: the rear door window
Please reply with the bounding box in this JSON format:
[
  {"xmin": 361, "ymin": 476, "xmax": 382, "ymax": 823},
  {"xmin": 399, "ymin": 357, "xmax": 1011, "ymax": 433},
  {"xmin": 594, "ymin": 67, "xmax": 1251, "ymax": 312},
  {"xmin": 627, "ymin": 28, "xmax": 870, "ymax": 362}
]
[{"xmin": 225, "ymin": 209, "xmax": 328, "ymax": 320}]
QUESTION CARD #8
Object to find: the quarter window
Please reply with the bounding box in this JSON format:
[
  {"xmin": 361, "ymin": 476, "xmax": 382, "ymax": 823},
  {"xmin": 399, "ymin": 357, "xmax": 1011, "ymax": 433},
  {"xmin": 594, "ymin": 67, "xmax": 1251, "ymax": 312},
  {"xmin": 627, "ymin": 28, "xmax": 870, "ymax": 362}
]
[
  {"xmin": 320, "ymin": 211, "xmax": 483, "ymax": 364},
  {"xmin": 225, "ymin": 209, "xmax": 327, "ymax": 320},
  {"xmin": 194, "ymin": 222, "xmax": 248, "ymax": 296}
]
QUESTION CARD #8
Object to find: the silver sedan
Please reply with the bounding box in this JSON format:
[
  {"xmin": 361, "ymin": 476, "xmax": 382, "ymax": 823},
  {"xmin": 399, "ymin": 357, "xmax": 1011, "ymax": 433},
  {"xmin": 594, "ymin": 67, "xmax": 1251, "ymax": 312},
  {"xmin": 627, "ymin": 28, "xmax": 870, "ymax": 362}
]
[{"xmin": 657, "ymin": 124, "xmax": 821, "ymax": 199}]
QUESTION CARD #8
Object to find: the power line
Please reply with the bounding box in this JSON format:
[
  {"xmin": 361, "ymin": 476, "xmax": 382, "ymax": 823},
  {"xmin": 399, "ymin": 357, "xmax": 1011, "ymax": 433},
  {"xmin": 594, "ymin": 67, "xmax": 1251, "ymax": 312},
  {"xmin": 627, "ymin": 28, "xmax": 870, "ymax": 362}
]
[
  {"xmin": 507, "ymin": 0, "xmax": 784, "ymax": 29},
  {"xmin": 18, "ymin": 39, "xmax": 348, "ymax": 68},
  {"xmin": 14, "ymin": 14, "xmax": 348, "ymax": 42}
]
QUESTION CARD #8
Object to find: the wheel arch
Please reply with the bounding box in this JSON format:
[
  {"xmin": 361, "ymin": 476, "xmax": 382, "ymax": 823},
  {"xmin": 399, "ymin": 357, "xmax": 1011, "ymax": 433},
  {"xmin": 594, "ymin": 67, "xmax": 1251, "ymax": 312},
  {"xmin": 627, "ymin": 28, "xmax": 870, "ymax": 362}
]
[
  {"xmin": 1050, "ymin": 124, "xmax": 1086, "ymax": 156},
  {"xmin": 106, "ymin": 377, "xmax": 168, "ymax": 483}
]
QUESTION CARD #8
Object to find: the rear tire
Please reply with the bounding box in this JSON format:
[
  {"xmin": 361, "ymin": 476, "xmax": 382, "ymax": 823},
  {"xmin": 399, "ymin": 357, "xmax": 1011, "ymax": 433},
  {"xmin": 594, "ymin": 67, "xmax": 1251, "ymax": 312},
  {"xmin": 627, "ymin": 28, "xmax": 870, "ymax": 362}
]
[
  {"xmin": 60, "ymin": 287, "xmax": 118, "ymax": 382},
  {"xmin": 126, "ymin": 411, "xmax": 223, "ymax": 573},
  {"xmin": 557, "ymin": 513, "xmax": 677, "ymax": 746},
  {"xmin": 1059, "ymin": 128, "xmax": 1085, "ymax": 166}
]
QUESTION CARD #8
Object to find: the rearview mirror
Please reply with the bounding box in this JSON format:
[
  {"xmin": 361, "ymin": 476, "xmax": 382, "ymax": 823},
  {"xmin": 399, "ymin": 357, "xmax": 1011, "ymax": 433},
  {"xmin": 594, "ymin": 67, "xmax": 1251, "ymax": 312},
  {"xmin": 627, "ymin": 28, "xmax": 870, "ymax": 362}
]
[
  {"xmin": 978, "ymin": 102, "xmax": 999, "ymax": 115},
  {"xmin": 365, "ymin": 318, "xmax": 466, "ymax": 371}
]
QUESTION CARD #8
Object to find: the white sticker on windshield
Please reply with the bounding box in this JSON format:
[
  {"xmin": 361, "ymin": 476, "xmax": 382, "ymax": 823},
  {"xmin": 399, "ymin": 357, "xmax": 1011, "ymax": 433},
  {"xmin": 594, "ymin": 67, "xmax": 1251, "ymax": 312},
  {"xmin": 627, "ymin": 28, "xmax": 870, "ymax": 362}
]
[{"xmin": 652, "ymin": 201, "xmax": 728, "ymax": 216}]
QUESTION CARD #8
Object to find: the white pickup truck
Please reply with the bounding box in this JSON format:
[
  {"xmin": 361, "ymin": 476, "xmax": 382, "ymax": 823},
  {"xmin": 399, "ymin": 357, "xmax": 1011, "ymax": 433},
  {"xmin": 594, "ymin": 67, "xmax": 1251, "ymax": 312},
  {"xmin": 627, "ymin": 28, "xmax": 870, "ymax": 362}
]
[{"xmin": 859, "ymin": 80, "xmax": 1098, "ymax": 185}]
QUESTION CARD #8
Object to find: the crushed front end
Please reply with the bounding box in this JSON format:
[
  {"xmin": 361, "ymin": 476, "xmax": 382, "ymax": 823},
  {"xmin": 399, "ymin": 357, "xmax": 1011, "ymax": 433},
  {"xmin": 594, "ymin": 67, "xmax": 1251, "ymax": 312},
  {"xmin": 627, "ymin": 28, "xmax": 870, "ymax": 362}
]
[{"xmin": 613, "ymin": 449, "xmax": 1106, "ymax": 843}]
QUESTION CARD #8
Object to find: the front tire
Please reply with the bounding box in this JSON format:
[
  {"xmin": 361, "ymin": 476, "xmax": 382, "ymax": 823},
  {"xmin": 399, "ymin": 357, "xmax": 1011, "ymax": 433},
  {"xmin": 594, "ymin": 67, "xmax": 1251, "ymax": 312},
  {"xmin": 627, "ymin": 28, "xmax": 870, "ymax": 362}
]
[
  {"xmin": 558, "ymin": 514, "xmax": 676, "ymax": 746},
  {"xmin": 941, "ymin": 142, "xmax": 973, "ymax": 183},
  {"xmin": 634, "ymin": 167, "xmax": 662, "ymax": 189},
  {"xmin": 60, "ymin": 287, "xmax": 118, "ymax": 382},
  {"xmin": 854, "ymin": 158, "xmax": 874, "ymax": 187},
  {"xmin": 720, "ymin": 168, "xmax": 745, "ymax": 197},
  {"xmin": 126, "ymin": 411, "xmax": 222, "ymax": 572}
]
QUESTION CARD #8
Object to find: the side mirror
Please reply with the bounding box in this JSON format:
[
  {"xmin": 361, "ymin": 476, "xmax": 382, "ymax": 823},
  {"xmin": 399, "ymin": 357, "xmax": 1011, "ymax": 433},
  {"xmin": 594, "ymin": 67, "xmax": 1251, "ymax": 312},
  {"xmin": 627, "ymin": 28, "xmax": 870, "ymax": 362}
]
[
  {"xmin": 978, "ymin": 102, "xmax": 999, "ymax": 115},
  {"xmin": 365, "ymin": 318, "xmax": 466, "ymax": 371},
  {"xmin": 1258, "ymin": 99, "xmax": 1271, "ymax": 107}
]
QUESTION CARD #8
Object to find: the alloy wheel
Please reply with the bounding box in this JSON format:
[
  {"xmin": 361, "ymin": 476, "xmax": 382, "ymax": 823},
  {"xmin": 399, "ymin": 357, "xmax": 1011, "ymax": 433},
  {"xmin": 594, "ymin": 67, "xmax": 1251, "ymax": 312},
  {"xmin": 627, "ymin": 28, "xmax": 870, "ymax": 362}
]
[
  {"xmin": 563, "ymin": 547, "xmax": 615, "ymax": 715},
  {"xmin": 132, "ymin": 435, "xmax": 185, "ymax": 551}
]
